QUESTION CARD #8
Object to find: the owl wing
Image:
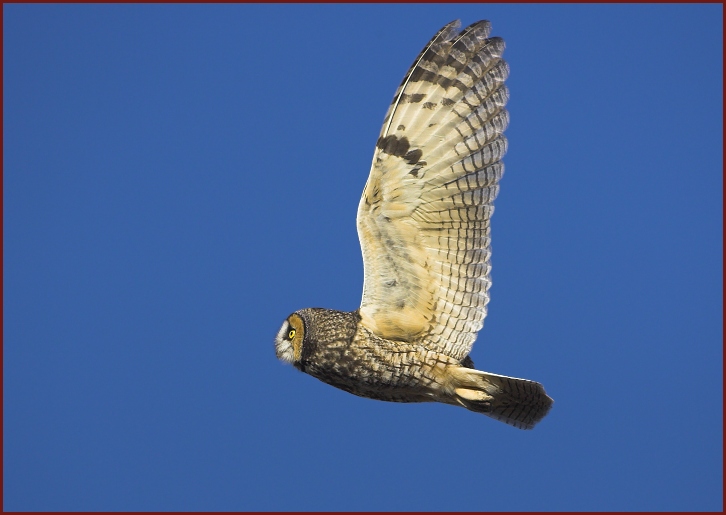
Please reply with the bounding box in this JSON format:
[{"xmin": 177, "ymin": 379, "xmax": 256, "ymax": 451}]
[{"xmin": 356, "ymin": 20, "xmax": 509, "ymax": 361}]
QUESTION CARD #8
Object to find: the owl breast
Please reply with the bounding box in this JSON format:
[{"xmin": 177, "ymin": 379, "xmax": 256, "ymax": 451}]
[{"xmin": 302, "ymin": 322, "xmax": 458, "ymax": 404}]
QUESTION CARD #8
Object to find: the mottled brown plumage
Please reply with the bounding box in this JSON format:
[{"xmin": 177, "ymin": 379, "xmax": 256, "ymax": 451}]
[{"xmin": 275, "ymin": 20, "xmax": 553, "ymax": 429}]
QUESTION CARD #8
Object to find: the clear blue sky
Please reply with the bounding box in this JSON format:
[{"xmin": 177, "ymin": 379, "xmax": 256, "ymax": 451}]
[{"xmin": 4, "ymin": 3, "xmax": 722, "ymax": 511}]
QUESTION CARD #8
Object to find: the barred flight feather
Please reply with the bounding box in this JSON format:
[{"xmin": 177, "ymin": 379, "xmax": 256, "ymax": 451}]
[{"xmin": 358, "ymin": 19, "xmax": 510, "ymax": 359}]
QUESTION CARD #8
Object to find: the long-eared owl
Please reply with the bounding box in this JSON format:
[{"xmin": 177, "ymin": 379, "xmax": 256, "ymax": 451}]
[{"xmin": 275, "ymin": 20, "xmax": 553, "ymax": 429}]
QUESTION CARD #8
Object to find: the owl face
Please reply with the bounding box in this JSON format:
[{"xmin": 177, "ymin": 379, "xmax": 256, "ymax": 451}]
[{"xmin": 274, "ymin": 313, "xmax": 305, "ymax": 365}]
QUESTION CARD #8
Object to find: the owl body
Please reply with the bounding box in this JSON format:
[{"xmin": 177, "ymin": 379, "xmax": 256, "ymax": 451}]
[
  {"xmin": 274, "ymin": 20, "xmax": 553, "ymax": 429},
  {"xmin": 278, "ymin": 308, "xmax": 450, "ymax": 404}
]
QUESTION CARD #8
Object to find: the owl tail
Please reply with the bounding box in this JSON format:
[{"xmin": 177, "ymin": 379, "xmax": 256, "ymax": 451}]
[{"xmin": 450, "ymin": 367, "xmax": 553, "ymax": 430}]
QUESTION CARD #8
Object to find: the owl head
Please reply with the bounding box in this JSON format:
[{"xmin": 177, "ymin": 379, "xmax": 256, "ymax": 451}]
[
  {"xmin": 275, "ymin": 308, "xmax": 360, "ymax": 372},
  {"xmin": 274, "ymin": 312, "xmax": 306, "ymax": 367}
]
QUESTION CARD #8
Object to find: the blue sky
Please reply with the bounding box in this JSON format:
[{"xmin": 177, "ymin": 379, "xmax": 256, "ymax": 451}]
[{"xmin": 3, "ymin": 3, "xmax": 722, "ymax": 511}]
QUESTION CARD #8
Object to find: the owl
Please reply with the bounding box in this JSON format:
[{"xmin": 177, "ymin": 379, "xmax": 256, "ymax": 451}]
[{"xmin": 275, "ymin": 19, "xmax": 553, "ymax": 429}]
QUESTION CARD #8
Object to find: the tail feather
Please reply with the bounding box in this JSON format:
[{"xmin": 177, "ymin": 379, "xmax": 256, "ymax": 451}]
[{"xmin": 451, "ymin": 367, "xmax": 553, "ymax": 430}]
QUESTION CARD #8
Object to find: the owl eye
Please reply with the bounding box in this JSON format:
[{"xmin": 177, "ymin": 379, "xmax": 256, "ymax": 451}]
[{"xmin": 288, "ymin": 329, "xmax": 296, "ymax": 340}]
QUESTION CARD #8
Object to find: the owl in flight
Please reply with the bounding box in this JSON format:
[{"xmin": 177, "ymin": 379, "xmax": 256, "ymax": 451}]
[{"xmin": 275, "ymin": 20, "xmax": 553, "ymax": 429}]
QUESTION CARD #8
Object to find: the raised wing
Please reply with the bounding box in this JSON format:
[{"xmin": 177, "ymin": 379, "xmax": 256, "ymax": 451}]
[{"xmin": 356, "ymin": 20, "xmax": 509, "ymax": 360}]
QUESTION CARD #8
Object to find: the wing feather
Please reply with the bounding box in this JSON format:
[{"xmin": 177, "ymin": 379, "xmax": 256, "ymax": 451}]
[{"xmin": 357, "ymin": 20, "xmax": 509, "ymax": 359}]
